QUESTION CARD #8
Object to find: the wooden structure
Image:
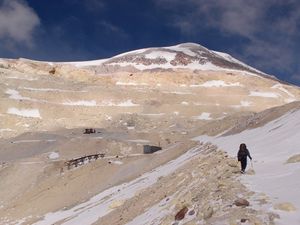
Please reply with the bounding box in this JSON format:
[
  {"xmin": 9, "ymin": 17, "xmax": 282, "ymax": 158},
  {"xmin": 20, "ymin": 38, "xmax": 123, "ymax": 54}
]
[
  {"xmin": 84, "ymin": 128, "xmax": 96, "ymax": 134},
  {"xmin": 64, "ymin": 153, "xmax": 105, "ymax": 169}
]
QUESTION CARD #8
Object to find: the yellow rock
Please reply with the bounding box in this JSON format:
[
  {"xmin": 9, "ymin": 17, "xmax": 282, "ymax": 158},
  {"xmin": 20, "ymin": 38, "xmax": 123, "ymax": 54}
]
[
  {"xmin": 203, "ymin": 206, "xmax": 213, "ymax": 219},
  {"xmin": 227, "ymin": 160, "xmax": 238, "ymax": 167},
  {"xmin": 172, "ymin": 192, "xmax": 192, "ymax": 210},
  {"xmin": 161, "ymin": 217, "xmax": 174, "ymax": 225},
  {"xmin": 274, "ymin": 202, "xmax": 297, "ymax": 211},
  {"xmin": 109, "ymin": 199, "xmax": 125, "ymax": 209},
  {"xmin": 247, "ymin": 169, "xmax": 256, "ymax": 175},
  {"xmin": 286, "ymin": 154, "xmax": 300, "ymax": 164}
]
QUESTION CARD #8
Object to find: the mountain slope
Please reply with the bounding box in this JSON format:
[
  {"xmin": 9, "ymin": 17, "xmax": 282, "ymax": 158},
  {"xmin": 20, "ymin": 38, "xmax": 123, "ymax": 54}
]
[
  {"xmin": 1, "ymin": 43, "xmax": 300, "ymax": 139},
  {"xmin": 7, "ymin": 102, "xmax": 300, "ymax": 225},
  {"xmin": 195, "ymin": 101, "xmax": 300, "ymax": 224},
  {"xmin": 0, "ymin": 43, "xmax": 300, "ymax": 225}
]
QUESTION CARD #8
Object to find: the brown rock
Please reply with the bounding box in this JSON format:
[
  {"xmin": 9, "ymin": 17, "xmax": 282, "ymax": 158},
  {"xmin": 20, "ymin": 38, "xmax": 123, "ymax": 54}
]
[
  {"xmin": 234, "ymin": 198, "xmax": 250, "ymax": 207},
  {"xmin": 175, "ymin": 206, "xmax": 188, "ymax": 220},
  {"xmin": 49, "ymin": 68, "xmax": 56, "ymax": 74}
]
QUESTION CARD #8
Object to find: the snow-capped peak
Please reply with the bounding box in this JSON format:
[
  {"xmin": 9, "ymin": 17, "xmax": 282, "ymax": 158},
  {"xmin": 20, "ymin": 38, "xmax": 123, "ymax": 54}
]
[{"xmin": 67, "ymin": 43, "xmax": 267, "ymax": 76}]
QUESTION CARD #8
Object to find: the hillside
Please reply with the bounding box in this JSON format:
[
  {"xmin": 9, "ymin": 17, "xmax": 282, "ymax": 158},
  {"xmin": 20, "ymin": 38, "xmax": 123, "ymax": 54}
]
[
  {"xmin": 195, "ymin": 101, "xmax": 300, "ymax": 225},
  {"xmin": 0, "ymin": 43, "xmax": 300, "ymax": 224},
  {"xmin": 1, "ymin": 44, "xmax": 300, "ymax": 140}
]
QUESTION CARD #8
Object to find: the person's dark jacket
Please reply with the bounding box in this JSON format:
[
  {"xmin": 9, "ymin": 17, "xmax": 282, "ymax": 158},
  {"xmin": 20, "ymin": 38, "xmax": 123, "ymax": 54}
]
[{"xmin": 237, "ymin": 148, "xmax": 252, "ymax": 161}]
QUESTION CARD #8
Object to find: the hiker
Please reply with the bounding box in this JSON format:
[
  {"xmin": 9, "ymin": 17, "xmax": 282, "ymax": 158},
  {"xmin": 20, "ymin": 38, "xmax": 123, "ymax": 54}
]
[{"xmin": 237, "ymin": 143, "xmax": 252, "ymax": 174}]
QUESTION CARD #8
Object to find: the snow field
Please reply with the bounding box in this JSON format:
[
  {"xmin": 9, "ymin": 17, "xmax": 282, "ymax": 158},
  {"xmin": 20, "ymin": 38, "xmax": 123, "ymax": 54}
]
[
  {"xmin": 145, "ymin": 51, "xmax": 176, "ymax": 61},
  {"xmin": 164, "ymin": 44, "xmax": 197, "ymax": 57},
  {"xmin": 6, "ymin": 89, "xmax": 32, "ymax": 101},
  {"xmin": 230, "ymin": 101, "xmax": 253, "ymax": 108},
  {"xmin": 249, "ymin": 91, "xmax": 279, "ymax": 98},
  {"xmin": 190, "ymin": 80, "xmax": 242, "ymax": 88},
  {"xmin": 32, "ymin": 145, "xmax": 205, "ymax": 225},
  {"xmin": 62, "ymin": 100, "xmax": 139, "ymax": 107},
  {"xmin": 7, "ymin": 107, "xmax": 41, "ymax": 118},
  {"xmin": 116, "ymin": 82, "xmax": 148, "ymax": 86},
  {"xmin": 271, "ymin": 84, "xmax": 295, "ymax": 98},
  {"xmin": 21, "ymin": 87, "xmax": 87, "ymax": 93},
  {"xmin": 194, "ymin": 112, "xmax": 212, "ymax": 120},
  {"xmin": 48, "ymin": 152, "xmax": 60, "ymax": 160},
  {"xmin": 6, "ymin": 76, "xmax": 38, "ymax": 81},
  {"xmin": 194, "ymin": 108, "xmax": 300, "ymax": 225},
  {"xmin": 12, "ymin": 140, "xmax": 55, "ymax": 144},
  {"xmin": 63, "ymin": 100, "xmax": 97, "ymax": 106}
]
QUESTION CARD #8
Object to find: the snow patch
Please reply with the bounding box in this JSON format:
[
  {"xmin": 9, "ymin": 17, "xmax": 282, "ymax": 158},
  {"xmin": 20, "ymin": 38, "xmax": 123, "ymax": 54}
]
[
  {"xmin": 48, "ymin": 152, "xmax": 60, "ymax": 160},
  {"xmin": 105, "ymin": 115, "xmax": 112, "ymax": 121},
  {"xmin": 271, "ymin": 84, "xmax": 295, "ymax": 97},
  {"xmin": 194, "ymin": 112, "xmax": 212, "ymax": 120},
  {"xmin": 191, "ymin": 80, "xmax": 242, "ymax": 87},
  {"xmin": 63, "ymin": 100, "xmax": 97, "ymax": 106},
  {"xmin": 109, "ymin": 160, "xmax": 123, "ymax": 165},
  {"xmin": 164, "ymin": 44, "xmax": 197, "ymax": 57},
  {"xmin": 67, "ymin": 59, "xmax": 108, "ymax": 67},
  {"xmin": 194, "ymin": 109, "xmax": 300, "ymax": 225},
  {"xmin": 213, "ymin": 51, "xmax": 266, "ymax": 75},
  {"xmin": 162, "ymin": 91, "xmax": 192, "ymax": 95},
  {"xmin": 99, "ymin": 100, "xmax": 139, "ymax": 107},
  {"xmin": 0, "ymin": 128, "xmax": 13, "ymax": 132},
  {"xmin": 140, "ymin": 113, "xmax": 165, "ymax": 116},
  {"xmin": 271, "ymin": 83, "xmax": 296, "ymax": 102},
  {"xmin": 31, "ymin": 145, "xmax": 204, "ymax": 225},
  {"xmin": 284, "ymin": 98, "xmax": 296, "ymax": 103},
  {"xmin": 21, "ymin": 87, "xmax": 87, "ymax": 93},
  {"xmin": 116, "ymin": 100, "xmax": 139, "ymax": 107},
  {"xmin": 126, "ymin": 196, "xmax": 174, "ymax": 225},
  {"xmin": 7, "ymin": 108, "xmax": 41, "ymax": 118},
  {"xmin": 5, "ymin": 89, "xmax": 31, "ymax": 100},
  {"xmin": 116, "ymin": 82, "xmax": 148, "ymax": 86},
  {"xmin": 249, "ymin": 91, "xmax": 279, "ymax": 98},
  {"xmin": 145, "ymin": 51, "xmax": 176, "ymax": 61},
  {"xmin": 240, "ymin": 100, "xmax": 252, "ymax": 107},
  {"xmin": 5, "ymin": 89, "xmax": 48, "ymax": 103},
  {"xmin": 6, "ymin": 76, "xmax": 38, "ymax": 81},
  {"xmin": 231, "ymin": 101, "xmax": 252, "ymax": 108}
]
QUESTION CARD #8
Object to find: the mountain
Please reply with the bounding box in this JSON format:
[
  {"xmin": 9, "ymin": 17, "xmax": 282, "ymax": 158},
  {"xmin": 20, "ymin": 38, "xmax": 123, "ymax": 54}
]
[
  {"xmin": 1, "ymin": 43, "xmax": 300, "ymax": 139},
  {"xmin": 68, "ymin": 43, "xmax": 269, "ymax": 76},
  {"xmin": 0, "ymin": 43, "xmax": 272, "ymax": 76},
  {"xmin": 0, "ymin": 43, "xmax": 300, "ymax": 224}
]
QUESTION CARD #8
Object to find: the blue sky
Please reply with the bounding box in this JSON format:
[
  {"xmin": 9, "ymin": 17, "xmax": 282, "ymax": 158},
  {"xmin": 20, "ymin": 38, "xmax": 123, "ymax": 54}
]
[{"xmin": 0, "ymin": 0, "xmax": 300, "ymax": 86}]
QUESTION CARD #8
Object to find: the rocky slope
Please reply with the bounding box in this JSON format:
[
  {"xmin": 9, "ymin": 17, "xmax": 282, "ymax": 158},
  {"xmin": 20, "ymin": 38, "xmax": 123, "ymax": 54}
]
[
  {"xmin": 1, "ymin": 44, "xmax": 300, "ymax": 139},
  {"xmin": 195, "ymin": 101, "xmax": 300, "ymax": 224},
  {"xmin": 0, "ymin": 43, "xmax": 300, "ymax": 224}
]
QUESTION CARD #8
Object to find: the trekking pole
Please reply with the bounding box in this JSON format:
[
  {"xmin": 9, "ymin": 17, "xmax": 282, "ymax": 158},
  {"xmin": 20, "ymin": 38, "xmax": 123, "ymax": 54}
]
[{"xmin": 251, "ymin": 160, "xmax": 254, "ymax": 169}]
